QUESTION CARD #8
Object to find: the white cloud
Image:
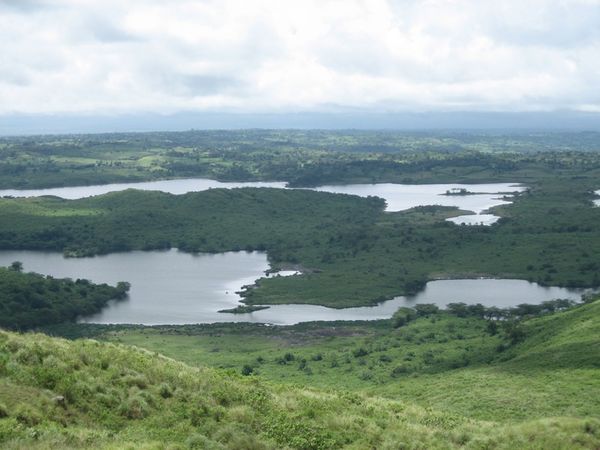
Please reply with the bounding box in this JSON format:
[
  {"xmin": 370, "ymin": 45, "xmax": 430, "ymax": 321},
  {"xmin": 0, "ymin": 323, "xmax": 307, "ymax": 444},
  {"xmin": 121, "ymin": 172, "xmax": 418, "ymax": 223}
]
[{"xmin": 0, "ymin": 0, "xmax": 599, "ymax": 114}]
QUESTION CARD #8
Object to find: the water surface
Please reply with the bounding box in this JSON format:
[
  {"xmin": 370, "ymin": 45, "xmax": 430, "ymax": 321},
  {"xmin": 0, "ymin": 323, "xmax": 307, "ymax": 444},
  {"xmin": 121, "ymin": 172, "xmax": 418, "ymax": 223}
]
[
  {"xmin": 0, "ymin": 249, "xmax": 583, "ymax": 326},
  {"xmin": 314, "ymin": 182, "xmax": 525, "ymax": 224},
  {"xmin": 0, "ymin": 178, "xmax": 286, "ymax": 199}
]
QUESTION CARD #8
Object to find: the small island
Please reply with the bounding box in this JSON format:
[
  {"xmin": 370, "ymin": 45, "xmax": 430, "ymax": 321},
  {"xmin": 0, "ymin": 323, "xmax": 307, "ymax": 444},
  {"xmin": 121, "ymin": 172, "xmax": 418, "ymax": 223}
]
[
  {"xmin": 443, "ymin": 188, "xmax": 474, "ymax": 196},
  {"xmin": 218, "ymin": 305, "xmax": 270, "ymax": 314}
]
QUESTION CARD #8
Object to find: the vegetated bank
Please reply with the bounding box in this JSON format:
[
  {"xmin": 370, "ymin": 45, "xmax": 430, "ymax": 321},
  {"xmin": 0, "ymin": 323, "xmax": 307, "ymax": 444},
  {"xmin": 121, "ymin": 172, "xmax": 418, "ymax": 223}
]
[
  {"xmin": 0, "ymin": 175, "xmax": 599, "ymax": 308},
  {"xmin": 0, "ymin": 264, "xmax": 129, "ymax": 330}
]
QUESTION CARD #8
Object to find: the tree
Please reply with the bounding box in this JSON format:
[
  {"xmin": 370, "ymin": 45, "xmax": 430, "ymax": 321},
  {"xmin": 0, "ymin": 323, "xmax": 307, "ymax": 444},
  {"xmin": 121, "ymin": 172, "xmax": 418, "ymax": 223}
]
[
  {"xmin": 9, "ymin": 261, "xmax": 23, "ymax": 272},
  {"xmin": 392, "ymin": 307, "xmax": 417, "ymax": 328},
  {"xmin": 415, "ymin": 303, "xmax": 439, "ymax": 317}
]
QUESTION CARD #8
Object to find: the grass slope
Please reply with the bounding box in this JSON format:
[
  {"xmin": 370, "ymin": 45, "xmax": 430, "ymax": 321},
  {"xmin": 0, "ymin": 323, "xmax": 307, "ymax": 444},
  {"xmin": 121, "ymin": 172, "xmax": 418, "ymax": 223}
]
[
  {"xmin": 72, "ymin": 301, "xmax": 600, "ymax": 425},
  {"xmin": 1, "ymin": 329, "xmax": 599, "ymax": 449}
]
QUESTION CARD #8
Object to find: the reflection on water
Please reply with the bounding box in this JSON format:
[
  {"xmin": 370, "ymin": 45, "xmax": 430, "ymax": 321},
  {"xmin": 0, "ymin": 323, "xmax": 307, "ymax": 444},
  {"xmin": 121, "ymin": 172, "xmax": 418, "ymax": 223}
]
[{"xmin": 0, "ymin": 249, "xmax": 583, "ymax": 326}]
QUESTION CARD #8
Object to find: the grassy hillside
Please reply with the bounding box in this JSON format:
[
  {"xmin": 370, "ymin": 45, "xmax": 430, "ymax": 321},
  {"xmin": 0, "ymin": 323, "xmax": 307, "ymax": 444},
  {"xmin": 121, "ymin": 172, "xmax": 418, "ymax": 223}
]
[
  {"xmin": 1, "ymin": 328, "xmax": 599, "ymax": 449},
  {"xmin": 65, "ymin": 300, "xmax": 600, "ymax": 426}
]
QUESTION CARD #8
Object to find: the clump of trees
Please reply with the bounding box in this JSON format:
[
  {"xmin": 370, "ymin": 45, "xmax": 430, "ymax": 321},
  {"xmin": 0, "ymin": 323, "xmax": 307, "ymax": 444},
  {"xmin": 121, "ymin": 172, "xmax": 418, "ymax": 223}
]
[
  {"xmin": 445, "ymin": 299, "xmax": 579, "ymax": 320},
  {"xmin": 392, "ymin": 298, "xmax": 587, "ymax": 344},
  {"xmin": 0, "ymin": 263, "xmax": 130, "ymax": 330}
]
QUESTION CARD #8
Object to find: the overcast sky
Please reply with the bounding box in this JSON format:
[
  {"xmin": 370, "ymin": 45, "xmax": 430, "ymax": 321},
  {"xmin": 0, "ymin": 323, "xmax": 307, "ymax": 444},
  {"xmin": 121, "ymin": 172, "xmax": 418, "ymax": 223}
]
[{"xmin": 1, "ymin": 0, "xmax": 600, "ymax": 116}]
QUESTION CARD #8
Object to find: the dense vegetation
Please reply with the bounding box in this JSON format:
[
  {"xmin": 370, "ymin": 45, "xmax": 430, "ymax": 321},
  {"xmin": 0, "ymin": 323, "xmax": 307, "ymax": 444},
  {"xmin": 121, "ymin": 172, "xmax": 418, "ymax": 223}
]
[
  {"xmin": 0, "ymin": 174, "xmax": 599, "ymax": 308},
  {"xmin": 0, "ymin": 265, "xmax": 129, "ymax": 330},
  {"xmin": 1, "ymin": 300, "xmax": 599, "ymax": 449}
]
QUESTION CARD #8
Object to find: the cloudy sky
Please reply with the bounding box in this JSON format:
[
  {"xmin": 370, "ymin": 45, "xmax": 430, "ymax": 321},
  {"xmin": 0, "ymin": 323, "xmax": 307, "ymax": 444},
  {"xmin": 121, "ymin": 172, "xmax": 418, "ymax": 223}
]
[{"xmin": 1, "ymin": 0, "xmax": 600, "ymax": 116}]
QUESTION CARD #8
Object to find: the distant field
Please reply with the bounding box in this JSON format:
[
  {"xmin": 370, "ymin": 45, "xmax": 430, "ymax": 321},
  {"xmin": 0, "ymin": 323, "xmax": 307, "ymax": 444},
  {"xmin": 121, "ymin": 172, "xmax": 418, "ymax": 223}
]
[{"xmin": 2, "ymin": 130, "xmax": 600, "ymax": 189}]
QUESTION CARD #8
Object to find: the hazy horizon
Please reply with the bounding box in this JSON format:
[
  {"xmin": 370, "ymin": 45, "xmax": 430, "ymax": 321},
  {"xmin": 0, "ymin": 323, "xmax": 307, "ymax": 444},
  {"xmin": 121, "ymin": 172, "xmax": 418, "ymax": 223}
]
[
  {"xmin": 2, "ymin": 111, "xmax": 600, "ymax": 136},
  {"xmin": 2, "ymin": 0, "xmax": 600, "ymax": 135}
]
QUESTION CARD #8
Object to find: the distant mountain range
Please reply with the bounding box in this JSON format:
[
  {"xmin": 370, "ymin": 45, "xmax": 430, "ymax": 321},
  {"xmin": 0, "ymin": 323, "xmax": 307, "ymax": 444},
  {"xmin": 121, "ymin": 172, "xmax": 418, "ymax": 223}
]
[{"xmin": 1, "ymin": 110, "xmax": 600, "ymax": 135}]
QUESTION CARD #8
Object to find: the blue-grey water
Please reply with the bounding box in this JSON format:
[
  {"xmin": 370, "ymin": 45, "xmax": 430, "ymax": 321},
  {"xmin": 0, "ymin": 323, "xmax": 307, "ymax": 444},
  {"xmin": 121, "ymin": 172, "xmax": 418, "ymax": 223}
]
[
  {"xmin": 0, "ymin": 249, "xmax": 584, "ymax": 326},
  {"xmin": 0, "ymin": 179, "xmax": 525, "ymax": 225}
]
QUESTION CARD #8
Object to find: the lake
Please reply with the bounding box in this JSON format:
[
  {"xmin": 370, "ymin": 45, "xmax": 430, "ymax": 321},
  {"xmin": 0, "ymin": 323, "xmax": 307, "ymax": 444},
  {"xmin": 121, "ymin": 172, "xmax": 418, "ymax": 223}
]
[
  {"xmin": 313, "ymin": 182, "xmax": 526, "ymax": 225},
  {"xmin": 0, "ymin": 178, "xmax": 525, "ymax": 225},
  {"xmin": 0, "ymin": 249, "xmax": 584, "ymax": 326}
]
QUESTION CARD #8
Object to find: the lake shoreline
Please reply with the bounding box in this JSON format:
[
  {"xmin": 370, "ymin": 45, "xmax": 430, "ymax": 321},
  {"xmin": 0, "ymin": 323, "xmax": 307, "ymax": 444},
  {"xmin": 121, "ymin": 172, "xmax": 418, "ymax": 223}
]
[{"xmin": 0, "ymin": 248, "xmax": 586, "ymax": 326}]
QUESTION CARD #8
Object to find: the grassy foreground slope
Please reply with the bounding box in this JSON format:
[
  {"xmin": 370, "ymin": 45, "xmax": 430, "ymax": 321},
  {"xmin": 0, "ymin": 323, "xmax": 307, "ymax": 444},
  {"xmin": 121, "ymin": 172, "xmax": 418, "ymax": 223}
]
[
  {"xmin": 74, "ymin": 300, "xmax": 600, "ymax": 426},
  {"xmin": 0, "ymin": 330, "xmax": 599, "ymax": 449},
  {"xmin": 379, "ymin": 299, "xmax": 600, "ymax": 421}
]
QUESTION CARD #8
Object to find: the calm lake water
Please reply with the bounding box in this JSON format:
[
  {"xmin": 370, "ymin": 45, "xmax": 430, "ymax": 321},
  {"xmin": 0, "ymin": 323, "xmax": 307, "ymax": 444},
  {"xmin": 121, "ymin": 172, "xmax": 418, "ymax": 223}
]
[
  {"xmin": 0, "ymin": 178, "xmax": 525, "ymax": 225},
  {"xmin": 313, "ymin": 182, "xmax": 525, "ymax": 225},
  {"xmin": 0, "ymin": 249, "xmax": 583, "ymax": 326}
]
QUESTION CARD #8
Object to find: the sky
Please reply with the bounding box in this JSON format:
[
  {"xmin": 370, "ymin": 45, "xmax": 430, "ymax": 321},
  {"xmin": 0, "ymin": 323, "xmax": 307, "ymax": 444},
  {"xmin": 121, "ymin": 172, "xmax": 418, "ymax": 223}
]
[{"xmin": 1, "ymin": 0, "xmax": 600, "ymax": 125}]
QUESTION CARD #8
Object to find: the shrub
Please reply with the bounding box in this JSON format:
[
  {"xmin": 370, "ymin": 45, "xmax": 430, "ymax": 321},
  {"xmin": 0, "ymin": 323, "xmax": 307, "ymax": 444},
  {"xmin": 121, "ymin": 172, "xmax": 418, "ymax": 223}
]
[
  {"xmin": 391, "ymin": 365, "xmax": 409, "ymax": 377},
  {"xmin": 415, "ymin": 304, "xmax": 440, "ymax": 316},
  {"xmin": 352, "ymin": 347, "xmax": 369, "ymax": 358},
  {"xmin": 392, "ymin": 307, "xmax": 417, "ymax": 328},
  {"xmin": 185, "ymin": 433, "xmax": 223, "ymax": 449},
  {"xmin": 379, "ymin": 354, "xmax": 392, "ymax": 363},
  {"xmin": 122, "ymin": 373, "xmax": 148, "ymax": 389},
  {"xmin": 14, "ymin": 404, "xmax": 41, "ymax": 426},
  {"xmin": 159, "ymin": 383, "xmax": 173, "ymax": 399},
  {"xmin": 119, "ymin": 395, "xmax": 149, "ymax": 420}
]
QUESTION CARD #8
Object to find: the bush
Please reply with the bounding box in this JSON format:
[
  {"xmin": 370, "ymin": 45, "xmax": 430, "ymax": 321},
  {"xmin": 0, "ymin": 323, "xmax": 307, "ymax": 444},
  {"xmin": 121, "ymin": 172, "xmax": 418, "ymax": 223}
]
[
  {"xmin": 119, "ymin": 395, "xmax": 150, "ymax": 420},
  {"xmin": 159, "ymin": 383, "xmax": 173, "ymax": 399},
  {"xmin": 352, "ymin": 347, "xmax": 369, "ymax": 358},
  {"xmin": 379, "ymin": 354, "xmax": 392, "ymax": 363},
  {"xmin": 415, "ymin": 304, "xmax": 440, "ymax": 316},
  {"xmin": 122, "ymin": 373, "xmax": 148, "ymax": 389},
  {"xmin": 391, "ymin": 365, "xmax": 409, "ymax": 377},
  {"xmin": 14, "ymin": 404, "xmax": 41, "ymax": 426},
  {"xmin": 0, "ymin": 403, "xmax": 8, "ymax": 418},
  {"xmin": 186, "ymin": 433, "xmax": 223, "ymax": 449},
  {"xmin": 392, "ymin": 307, "xmax": 417, "ymax": 328}
]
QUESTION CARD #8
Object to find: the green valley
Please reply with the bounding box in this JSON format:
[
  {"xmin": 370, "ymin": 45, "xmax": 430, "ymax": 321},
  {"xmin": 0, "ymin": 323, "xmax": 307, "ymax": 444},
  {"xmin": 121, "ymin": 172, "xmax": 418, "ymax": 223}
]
[{"xmin": 1, "ymin": 130, "xmax": 600, "ymax": 449}]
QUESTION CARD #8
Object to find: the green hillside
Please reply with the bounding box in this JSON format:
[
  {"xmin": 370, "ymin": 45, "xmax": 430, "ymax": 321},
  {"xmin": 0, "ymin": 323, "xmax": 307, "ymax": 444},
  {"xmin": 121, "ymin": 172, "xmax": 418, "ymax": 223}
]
[
  {"xmin": 1, "ymin": 303, "xmax": 599, "ymax": 449},
  {"xmin": 378, "ymin": 300, "xmax": 600, "ymax": 421},
  {"xmin": 79, "ymin": 299, "xmax": 599, "ymax": 426}
]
